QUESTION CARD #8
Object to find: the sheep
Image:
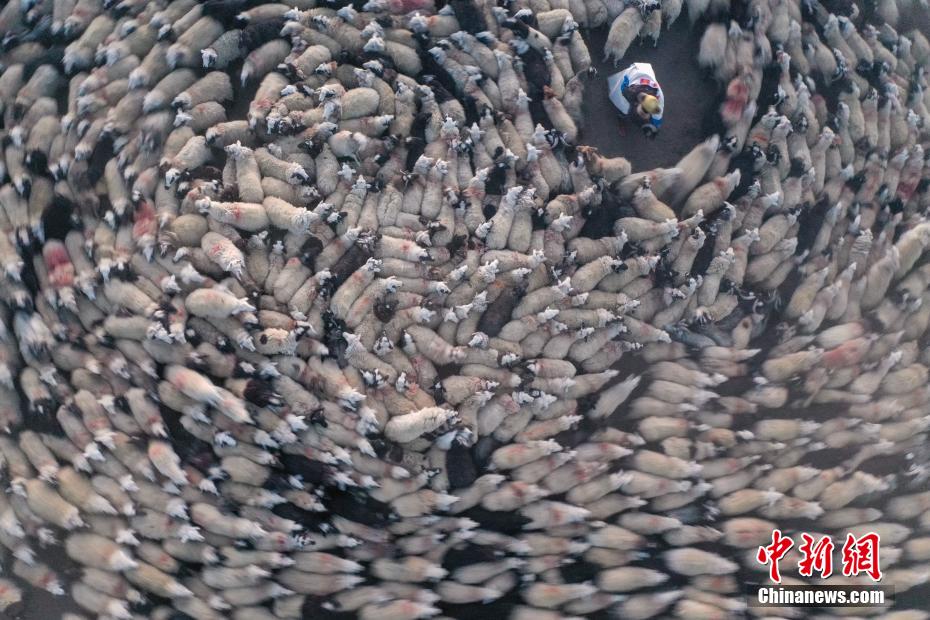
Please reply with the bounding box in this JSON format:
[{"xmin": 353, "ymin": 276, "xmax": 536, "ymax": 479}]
[
  {"xmin": 603, "ymin": 7, "xmax": 645, "ymax": 66},
  {"xmin": 697, "ymin": 22, "xmax": 727, "ymax": 72},
  {"xmin": 663, "ymin": 134, "xmax": 721, "ymax": 206},
  {"xmin": 681, "ymin": 170, "xmax": 741, "ymax": 217}
]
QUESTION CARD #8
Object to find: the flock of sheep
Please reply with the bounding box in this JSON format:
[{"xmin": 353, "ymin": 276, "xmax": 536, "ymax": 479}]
[{"xmin": 2, "ymin": 0, "xmax": 930, "ymax": 617}]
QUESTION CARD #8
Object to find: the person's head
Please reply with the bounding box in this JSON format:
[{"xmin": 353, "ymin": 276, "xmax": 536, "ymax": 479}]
[{"xmin": 639, "ymin": 94, "xmax": 660, "ymax": 115}]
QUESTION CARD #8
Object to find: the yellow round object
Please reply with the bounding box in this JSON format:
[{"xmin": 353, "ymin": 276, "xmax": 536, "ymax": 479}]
[{"xmin": 641, "ymin": 94, "xmax": 660, "ymax": 114}]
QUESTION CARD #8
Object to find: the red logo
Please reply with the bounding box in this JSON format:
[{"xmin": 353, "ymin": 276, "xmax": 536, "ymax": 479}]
[
  {"xmin": 757, "ymin": 529, "xmax": 794, "ymax": 584},
  {"xmin": 756, "ymin": 531, "xmax": 883, "ymax": 583},
  {"xmin": 798, "ymin": 534, "xmax": 835, "ymax": 579},
  {"xmin": 841, "ymin": 533, "xmax": 882, "ymax": 581}
]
